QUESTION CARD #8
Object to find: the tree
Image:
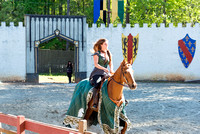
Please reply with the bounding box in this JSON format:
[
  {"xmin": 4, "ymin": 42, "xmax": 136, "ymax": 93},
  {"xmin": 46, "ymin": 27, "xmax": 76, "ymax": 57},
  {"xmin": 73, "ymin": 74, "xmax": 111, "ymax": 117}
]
[
  {"xmin": 0, "ymin": 0, "xmax": 199, "ymax": 26},
  {"xmin": 128, "ymin": 0, "xmax": 200, "ymax": 27}
]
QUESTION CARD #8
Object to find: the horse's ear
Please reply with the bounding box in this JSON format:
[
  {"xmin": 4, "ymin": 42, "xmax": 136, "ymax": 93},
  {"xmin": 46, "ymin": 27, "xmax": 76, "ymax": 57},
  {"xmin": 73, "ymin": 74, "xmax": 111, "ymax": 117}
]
[
  {"xmin": 122, "ymin": 59, "xmax": 126, "ymax": 65},
  {"xmin": 129, "ymin": 59, "xmax": 133, "ymax": 65}
]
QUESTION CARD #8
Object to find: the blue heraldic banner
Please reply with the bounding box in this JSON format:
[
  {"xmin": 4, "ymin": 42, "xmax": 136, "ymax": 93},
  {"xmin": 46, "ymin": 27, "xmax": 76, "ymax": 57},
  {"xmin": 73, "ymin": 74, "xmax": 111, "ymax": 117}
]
[{"xmin": 93, "ymin": 0, "xmax": 100, "ymax": 23}]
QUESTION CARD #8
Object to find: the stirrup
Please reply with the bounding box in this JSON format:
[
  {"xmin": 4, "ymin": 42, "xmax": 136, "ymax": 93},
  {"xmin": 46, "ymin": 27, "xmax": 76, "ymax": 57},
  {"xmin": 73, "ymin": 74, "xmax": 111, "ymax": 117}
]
[
  {"xmin": 91, "ymin": 104, "xmax": 98, "ymax": 111},
  {"xmin": 92, "ymin": 104, "xmax": 97, "ymax": 109}
]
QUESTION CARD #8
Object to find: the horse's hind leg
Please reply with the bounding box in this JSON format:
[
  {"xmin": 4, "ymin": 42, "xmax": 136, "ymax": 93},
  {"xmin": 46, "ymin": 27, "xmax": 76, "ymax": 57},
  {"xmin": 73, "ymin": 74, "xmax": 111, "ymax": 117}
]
[
  {"xmin": 120, "ymin": 118, "xmax": 127, "ymax": 134},
  {"xmin": 84, "ymin": 99, "xmax": 94, "ymax": 120},
  {"xmin": 84, "ymin": 108, "xmax": 93, "ymax": 120}
]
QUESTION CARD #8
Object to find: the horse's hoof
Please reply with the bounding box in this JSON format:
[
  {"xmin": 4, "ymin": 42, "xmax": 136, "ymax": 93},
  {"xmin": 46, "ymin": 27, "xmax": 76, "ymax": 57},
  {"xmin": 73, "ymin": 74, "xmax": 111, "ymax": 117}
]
[
  {"xmin": 64, "ymin": 123, "xmax": 72, "ymax": 128},
  {"xmin": 125, "ymin": 100, "xmax": 129, "ymax": 106}
]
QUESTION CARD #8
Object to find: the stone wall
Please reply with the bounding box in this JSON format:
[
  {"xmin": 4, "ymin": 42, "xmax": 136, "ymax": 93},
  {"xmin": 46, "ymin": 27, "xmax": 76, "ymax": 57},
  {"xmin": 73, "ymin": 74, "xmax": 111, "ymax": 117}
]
[
  {"xmin": 0, "ymin": 22, "xmax": 25, "ymax": 81},
  {"xmin": 0, "ymin": 22, "xmax": 200, "ymax": 82}
]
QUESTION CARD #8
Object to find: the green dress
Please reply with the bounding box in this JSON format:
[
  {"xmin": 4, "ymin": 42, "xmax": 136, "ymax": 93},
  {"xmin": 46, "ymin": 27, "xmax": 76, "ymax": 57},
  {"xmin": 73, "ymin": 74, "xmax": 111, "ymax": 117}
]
[{"xmin": 89, "ymin": 51, "xmax": 110, "ymax": 79}]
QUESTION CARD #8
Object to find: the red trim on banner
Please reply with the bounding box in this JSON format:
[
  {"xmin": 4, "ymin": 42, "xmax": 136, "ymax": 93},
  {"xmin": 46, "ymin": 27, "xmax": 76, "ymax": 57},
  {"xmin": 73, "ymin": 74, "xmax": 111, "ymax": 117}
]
[
  {"xmin": 128, "ymin": 34, "xmax": 133, "ymax": 62},
  {"xmin": 178, "ymin": 40, "xmax": 193, "ymax": 63}
]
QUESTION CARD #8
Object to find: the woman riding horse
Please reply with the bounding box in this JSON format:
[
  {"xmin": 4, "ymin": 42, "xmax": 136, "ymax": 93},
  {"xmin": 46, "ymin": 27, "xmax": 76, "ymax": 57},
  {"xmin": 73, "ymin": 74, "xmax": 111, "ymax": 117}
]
[
  {"xmin": 89, "ymin": 39, "xmax": 114, "ymax": 109},
  {"xmin": 64, "ymin": 59, "xmax": 137, "ymax": 134}
]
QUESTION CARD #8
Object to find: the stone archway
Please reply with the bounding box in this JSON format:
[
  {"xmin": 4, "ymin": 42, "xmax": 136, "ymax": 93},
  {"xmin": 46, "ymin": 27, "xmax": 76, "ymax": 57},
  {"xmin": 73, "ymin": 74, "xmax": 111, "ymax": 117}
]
[{"xmin": 25, "ymin": 15, "xmax": 87, "ymax": 83}]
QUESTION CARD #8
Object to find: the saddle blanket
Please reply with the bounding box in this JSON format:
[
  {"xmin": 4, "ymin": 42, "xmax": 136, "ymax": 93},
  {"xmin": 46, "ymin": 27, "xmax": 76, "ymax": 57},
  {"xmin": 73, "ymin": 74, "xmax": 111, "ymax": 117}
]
[{"xmin": 63, "ymin": 78, "xmax": 131, "ymax": 133}]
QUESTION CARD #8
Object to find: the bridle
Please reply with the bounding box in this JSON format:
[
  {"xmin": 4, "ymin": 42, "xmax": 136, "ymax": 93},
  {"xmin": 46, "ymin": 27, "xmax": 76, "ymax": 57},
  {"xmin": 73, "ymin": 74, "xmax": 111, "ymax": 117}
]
[{"xmin": 108, "ymin": 64, "xmax": 130, "ymax": 87}]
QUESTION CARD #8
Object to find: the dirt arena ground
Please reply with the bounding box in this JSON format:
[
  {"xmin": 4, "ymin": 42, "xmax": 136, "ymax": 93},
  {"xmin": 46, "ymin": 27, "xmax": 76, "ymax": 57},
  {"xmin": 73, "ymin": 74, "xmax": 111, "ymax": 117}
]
[{"xmin": 0, "ymin": 81, "xmax": 200, "ymax": 134}]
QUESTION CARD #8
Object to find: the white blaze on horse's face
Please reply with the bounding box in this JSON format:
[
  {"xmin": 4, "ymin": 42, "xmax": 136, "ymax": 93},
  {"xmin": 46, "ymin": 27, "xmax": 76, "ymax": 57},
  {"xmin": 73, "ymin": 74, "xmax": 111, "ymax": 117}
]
[{"xmin": 122, "ymin": 63, "xmax": 137, "ymax": 89}]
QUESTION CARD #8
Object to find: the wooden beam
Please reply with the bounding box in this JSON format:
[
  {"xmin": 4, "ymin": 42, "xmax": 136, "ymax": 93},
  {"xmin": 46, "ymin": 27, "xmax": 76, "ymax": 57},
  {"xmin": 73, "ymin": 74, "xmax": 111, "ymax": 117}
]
[
  {"xmin": 0, "ymin": 127, "xmax": 17, "ymax": 134},
  {"xmin": 17, "ymin": 116, "xmax": 25, "ymax": 134},
  {"xmin": 78, "ymin": 120, "xmax": 87, "ymax": 133},
  {"xmin": 25, "ymin": 119, "xmax": 80, "ymax": 134},
  {"xmin": 0, "ymin": 113, "xmax": 17, "ymax": 127}
]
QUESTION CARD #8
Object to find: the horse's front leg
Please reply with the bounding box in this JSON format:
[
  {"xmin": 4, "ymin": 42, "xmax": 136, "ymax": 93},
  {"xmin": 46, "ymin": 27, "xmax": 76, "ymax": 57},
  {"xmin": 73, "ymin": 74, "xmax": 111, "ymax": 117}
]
[{"xmin": 121, "ymin": 122, "xmax": 127, "ymax": 134}]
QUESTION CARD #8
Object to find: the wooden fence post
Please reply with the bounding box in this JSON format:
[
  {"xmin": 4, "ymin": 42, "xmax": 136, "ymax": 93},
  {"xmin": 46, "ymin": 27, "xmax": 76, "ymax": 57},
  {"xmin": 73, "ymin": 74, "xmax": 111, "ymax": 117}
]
[
  {"xmin": 0, "ymin": 112, "xmax": 2, "ymax": 134},
  {"xmin": 17, "ymin": 115, "xmax": 25, "ymax": 134},
  {"xmin": 79, "ymin": 120, "xmax": 87, "ymax": 133},
  {"xmin": 0, "ymin": 122, "xmax": 2, "ymax": 134}
]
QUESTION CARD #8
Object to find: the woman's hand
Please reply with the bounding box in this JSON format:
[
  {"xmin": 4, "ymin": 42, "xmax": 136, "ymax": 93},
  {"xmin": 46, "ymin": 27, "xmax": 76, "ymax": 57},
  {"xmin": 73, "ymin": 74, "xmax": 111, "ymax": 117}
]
[
  {"xmin": 110, "ymin": 70, "xmax": 114, "ymax": 74},
  {"xmin": 104, "ymin": 68, "xmax": 109, "ymax": 73},
  {"xmin": 110, "ymin": 69, "xmax": 114, "ymax": 75}
]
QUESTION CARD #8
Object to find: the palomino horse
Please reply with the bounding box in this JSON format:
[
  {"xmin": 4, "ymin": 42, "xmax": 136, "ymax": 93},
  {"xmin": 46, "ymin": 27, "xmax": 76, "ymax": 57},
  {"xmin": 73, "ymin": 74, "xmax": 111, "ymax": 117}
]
[
  {"xmin": 84, "ymin": 59, "xmax": 137, "ymax": 133},
  {"xmin": 63, "ymin": 60, "xmax": 137, "ymax": 134}
]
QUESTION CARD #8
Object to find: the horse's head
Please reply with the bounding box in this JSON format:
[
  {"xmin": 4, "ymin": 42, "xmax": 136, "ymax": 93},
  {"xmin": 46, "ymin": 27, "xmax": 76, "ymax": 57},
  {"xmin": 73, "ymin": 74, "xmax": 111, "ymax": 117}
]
[{"xmin": 121, "ymin": 59, "xmax": 137, "ymax": 89}]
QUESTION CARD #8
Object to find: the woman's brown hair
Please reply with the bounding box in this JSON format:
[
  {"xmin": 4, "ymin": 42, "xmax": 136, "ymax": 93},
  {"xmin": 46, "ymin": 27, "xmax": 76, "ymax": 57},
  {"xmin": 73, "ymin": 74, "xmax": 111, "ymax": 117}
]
[{"xmin": 93, "ymin": 39, "xmax": 112, "ymax": 63}]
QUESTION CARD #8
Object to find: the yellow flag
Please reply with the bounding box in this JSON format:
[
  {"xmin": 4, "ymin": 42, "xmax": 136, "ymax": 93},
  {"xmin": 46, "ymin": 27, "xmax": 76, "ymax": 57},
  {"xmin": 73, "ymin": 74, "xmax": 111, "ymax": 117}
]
[
  {"xmin": 112, "ymin": 0, "xmax": 118, "ymax": 23},
  {"xmin": 104, "ymin": 0, "xmax": 107, "ymax": 10},
  {"xmin": 100, "ymin": 0, "xmax": 107, "ymax": 20}
]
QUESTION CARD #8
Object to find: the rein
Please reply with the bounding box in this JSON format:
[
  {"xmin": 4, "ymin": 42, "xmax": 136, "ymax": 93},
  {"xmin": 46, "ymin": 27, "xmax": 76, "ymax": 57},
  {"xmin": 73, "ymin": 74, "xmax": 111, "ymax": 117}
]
[
  {"xmin": 108, "ymin": 64, "xmax": 129, "ymax": 88},
  {"xmin": 109, "ymin": 76, "xmax": 129, "ymax": 87}
]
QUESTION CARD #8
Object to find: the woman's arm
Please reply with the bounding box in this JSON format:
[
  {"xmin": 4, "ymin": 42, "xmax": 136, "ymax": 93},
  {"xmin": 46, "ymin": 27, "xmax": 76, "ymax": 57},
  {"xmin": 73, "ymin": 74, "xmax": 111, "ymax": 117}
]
[
  {"xmin": 93, "ymin": 55, "xmax": 109, "ymax": 73},
  {"xmin": 109, "ymin": 59, "xmax": 114, "ymax": 74}
]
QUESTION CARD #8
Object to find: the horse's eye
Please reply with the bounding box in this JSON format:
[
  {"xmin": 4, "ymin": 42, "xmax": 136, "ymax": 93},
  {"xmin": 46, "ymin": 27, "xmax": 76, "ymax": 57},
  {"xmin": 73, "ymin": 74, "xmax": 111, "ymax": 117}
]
[{"xmin": 124, "ymin": 71, "xmax": 127, "ymax": 74}]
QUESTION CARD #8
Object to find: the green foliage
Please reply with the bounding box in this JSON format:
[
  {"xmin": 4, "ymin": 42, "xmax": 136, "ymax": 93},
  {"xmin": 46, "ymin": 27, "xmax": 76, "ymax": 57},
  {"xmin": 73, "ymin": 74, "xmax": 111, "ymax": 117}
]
[
  {"xmin": 39, "ymin": 37, "xmax": 66, "ymax": 50},
  {"xmin": 40, "ymin": 72, "xmax": 67, "ymax": 76},
  {"xmin": 128, "ymin": 0, "xmax": 200, "ymax": 27},
  {"xmin": 39, "ymin": 37, "xmax": 75, "ymax": 51},
  {"xmin": 0, "ymin": 0, "xmax": 200, "ymax": 26},
  {"xmin": 0, "ymin": 0, "xmax": 24, "ymax": 25}
]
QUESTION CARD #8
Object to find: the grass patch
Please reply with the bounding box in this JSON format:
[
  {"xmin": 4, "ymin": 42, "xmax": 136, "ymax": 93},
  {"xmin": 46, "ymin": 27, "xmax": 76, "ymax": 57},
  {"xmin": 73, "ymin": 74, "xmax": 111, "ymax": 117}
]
[
  {"xmin": 39, "ymin": 73, "xmax": 68, "ymax": 76},
  {"xmin": 39, "ymin": 73, "xmax": 75, "ymax": 83}
]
